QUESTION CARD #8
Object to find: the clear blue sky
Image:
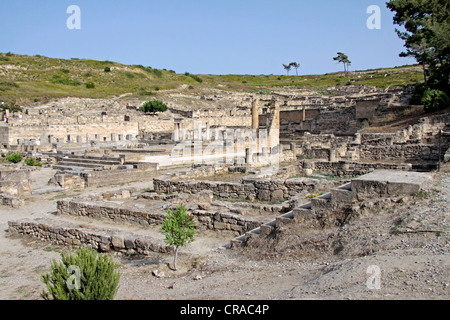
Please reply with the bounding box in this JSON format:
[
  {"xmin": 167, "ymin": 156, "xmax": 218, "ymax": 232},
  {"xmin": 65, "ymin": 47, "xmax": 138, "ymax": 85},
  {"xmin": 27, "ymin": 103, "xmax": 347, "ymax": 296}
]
[{"xmin": 0, "ymin": 0, "xmax": 415, "ymax": 75}]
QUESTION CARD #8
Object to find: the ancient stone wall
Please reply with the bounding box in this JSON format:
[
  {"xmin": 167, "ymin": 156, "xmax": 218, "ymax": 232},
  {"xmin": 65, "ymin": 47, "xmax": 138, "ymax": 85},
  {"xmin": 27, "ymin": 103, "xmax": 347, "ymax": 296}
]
[
  {"xmin": 299, "ymin": 160, "xmax": 412, "ymax": 177},
  {"xmin": 80, "ymin": 163, "xmax": 158, "ymax": 188},
  {"xmin": 153, "ymin": 177, "xmax": 327, "ymax": 202},
  {"xmin": 56, "ymin": 199, "xmax": 261, "ymax": 235},
  {"xmin": 8, "ymin": 220, "xmax": 173, "ymax": 255}
]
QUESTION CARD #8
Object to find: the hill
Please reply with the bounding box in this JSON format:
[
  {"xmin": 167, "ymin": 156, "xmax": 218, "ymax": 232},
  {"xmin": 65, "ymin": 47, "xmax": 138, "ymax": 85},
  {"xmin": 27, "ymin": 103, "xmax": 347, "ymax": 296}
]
[{"xmin": 0, "ymin": 52, "xmax": 424, "ymax": 105}]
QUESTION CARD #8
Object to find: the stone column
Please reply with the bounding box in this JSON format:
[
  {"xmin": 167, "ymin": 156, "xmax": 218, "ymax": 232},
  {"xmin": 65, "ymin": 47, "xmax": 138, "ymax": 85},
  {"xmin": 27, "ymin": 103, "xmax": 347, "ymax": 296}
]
[
  {"xmin": 252, "ymin": 99, "xmax": 259, "ymax": 131},
  {"xmin": 205, "ymin": 122, "xmax": 210, "ymax": 141},
  {"xmin": 245, "ymin": 148, "xmax": 253, "ymax": 164}
]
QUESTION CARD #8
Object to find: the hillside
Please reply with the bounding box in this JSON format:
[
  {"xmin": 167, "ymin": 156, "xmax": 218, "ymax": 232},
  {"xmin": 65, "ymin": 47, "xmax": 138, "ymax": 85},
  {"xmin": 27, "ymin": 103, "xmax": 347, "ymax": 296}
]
[{"xmin": 0, "ymin": 52, "xmax": 424, "ymax": 105}]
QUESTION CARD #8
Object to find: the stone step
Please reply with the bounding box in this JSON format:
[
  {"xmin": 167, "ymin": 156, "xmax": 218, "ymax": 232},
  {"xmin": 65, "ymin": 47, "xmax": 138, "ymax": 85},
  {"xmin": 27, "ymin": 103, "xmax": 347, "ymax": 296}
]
[
  {"xmin": 275, "ymin": 211, "xmax": 295, "ymax": 227},
  {"xmin": 58, "ymin": 158, "xmax": 121, "ymax": 166},
  {"xmin": 52, "ymin": 165, "xmax": 90, "ymax": 173},
  {"xmin": 292, "ymin": 203, "xmax": 314, "ymax": 222},
  {"xmin": 330, "ymin": 183, "xmax": 355, "ymax": 207},
  {"xmin": 310, "ymin": 192, "xmax": 332, "ymax": 213},
  {"xmin": 55, "ymin": 161, "xmax": 105, "ymax": 169}
]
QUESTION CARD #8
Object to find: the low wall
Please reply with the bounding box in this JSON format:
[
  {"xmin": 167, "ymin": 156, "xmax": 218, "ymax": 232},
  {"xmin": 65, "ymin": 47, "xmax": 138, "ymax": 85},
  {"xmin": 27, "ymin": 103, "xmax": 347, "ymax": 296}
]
[
  {"xmin": 8, "ymin": 219, "xmax": 174, "ymax": 255},
  {"xmin": 80, "ymin": 163, "xmax": 158, "ymax": 188},
  {"xmin": 359, "ymin": 144, "xmax": 442, "ymax": 162},
  {"xmin": 57, "ymin": 199, "xmax": 262, "ymax": 235},
  {"xmin": 153, "ymin": 177, "xmax": 325, "ymax": 202},
  {"xmin": 299, "ymin": 160, "xmax": 412, "ymax": 177}
]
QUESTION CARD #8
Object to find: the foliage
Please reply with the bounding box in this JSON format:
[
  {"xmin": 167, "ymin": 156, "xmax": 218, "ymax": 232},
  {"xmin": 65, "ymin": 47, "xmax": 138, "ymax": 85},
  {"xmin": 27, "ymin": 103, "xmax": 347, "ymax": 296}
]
[
  {"xmin": 140, "ymin": 99, "xmax": 168, "ymax": 113},
  {"xmin": 386, "ymin": 0, "xmax": 450, "ymax": 93},
  {"xmin": 161, "ymin": 205, "xmax": 196, "ymax": 270},
  {"xmin": 289, "ymin": 62, "xmax": 300, "ymax": 75},
  {"xmin": 25, "ymin": 157, "xmax": 43, "ymax": 167},
  {"xmin": 41, "ymin": 247, "xmax": 121, "ymax": 300},
  {"xmin": 189, "ymin": 74, "xmax": 203, "ymax": 83},
  {"xmin": 50, "ymin": 75, "xmax": 81, "ymax": 86},
  {"xmin": 104, "ymin": 67, "xmax": 111, "ymax": 72},
  {"xmin": 5, "ymin": 153, "xmax": 22, "ymax": 163},
  {"xmin": 333, "ymin": 52, "xmax": 352, "ymax": 73},
  {"xmin": 85, "ymin": 82, "xmax": 95, "ymax": 89},
  {"xmin": 0, "ymin": 101, "xmax": 22, "ymax": 113},
  {"xmin": 421, "ymin": 88, "xmax": 450, "ymax": 112},
  {"xmin": 282, "ymin": 64, "xmax": 292, "ymax": 75},
  {"xmin": 0, "ymin": 81, "xmax": 19, "ymax": 92}
]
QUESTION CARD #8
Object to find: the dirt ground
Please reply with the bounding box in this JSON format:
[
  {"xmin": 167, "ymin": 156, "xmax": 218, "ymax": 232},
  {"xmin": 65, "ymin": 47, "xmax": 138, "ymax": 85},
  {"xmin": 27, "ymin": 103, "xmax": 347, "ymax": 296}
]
[{"xmin": 0, "ymin": 167, "xmax": 448, "ymax": 300}]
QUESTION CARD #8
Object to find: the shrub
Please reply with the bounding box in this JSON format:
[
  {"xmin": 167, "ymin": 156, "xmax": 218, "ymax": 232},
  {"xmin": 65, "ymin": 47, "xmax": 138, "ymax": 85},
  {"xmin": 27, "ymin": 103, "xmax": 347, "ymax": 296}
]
[
  {"xmin": 189, "ymin": 74, "xmax": 203, "ymax": 83},
  {"xmin": 41, "ymin": 247, "xmax": 121, "ymax": 300},
  {"xmin": 141, "ymin": 100, "xmax": 168, "ymax": 113},
  {"xmin": 421, "ymin": 89, "xmax": 450, "ymax": 112},
  {"xmin": 85, "ymin": 82, "xmax": 95, "ymax": 89},
  {"xmin": 50, "ymin": 76, "xmax": 81, "ymax": 86},
  {"xmin": 161, "ymin": 205, "xmax": 196, "ymax": 270},
  {"xmin": 6, "ymin": 153, "xmax": 22, "ymax": 163},
  {"xmin": 104, "ymin": 67, "xmax": 111, "ymax": 72},
  {"xmin": 25, "ymin": 157, "xmax": 42, "ymax": 167}
]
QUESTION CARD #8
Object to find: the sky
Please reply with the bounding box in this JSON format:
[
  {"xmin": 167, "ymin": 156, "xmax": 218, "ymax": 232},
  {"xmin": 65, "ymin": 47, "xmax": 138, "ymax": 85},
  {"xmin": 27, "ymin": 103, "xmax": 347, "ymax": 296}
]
[{"xmin": 0, "ymin": 0, "xmax": 416, "ymax": 75}]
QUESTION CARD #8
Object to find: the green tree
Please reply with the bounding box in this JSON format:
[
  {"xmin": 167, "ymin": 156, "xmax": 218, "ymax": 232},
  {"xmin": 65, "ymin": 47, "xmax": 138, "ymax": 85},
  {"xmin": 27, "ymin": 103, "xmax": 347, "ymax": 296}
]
[
  {"xmin": 41, "ymin": 247, "xmax": 121, "ymax": 300},
  {"xmin": 289, "ymin": 62, "xmax": 300, "ymax": 76},
  {"xmin": 333, "ymin": 52, "xmax": 351, "ymax": 74},
  {"xmin": 421, "ymin": 88, "xmax": 450, "ymax": 112},
  {"xmin": 282, "ymin": 64, "xmax": 292, "ymax": 75},
  {"xmin": 386, "ymin": 0, "xmax": 450, "ymax": 92},
  {"xmin": 140, "ymin": 100, "xmax": 168, "ymax": 113},
  {"xmin": 161, "ymin": 205, "xmax": 196, "ymax": 271}
]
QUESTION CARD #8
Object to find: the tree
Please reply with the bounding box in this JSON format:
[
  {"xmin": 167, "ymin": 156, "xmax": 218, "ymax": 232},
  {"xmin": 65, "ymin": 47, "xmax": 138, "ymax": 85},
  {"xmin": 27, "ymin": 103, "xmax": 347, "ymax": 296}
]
[
  {"xmin": 161, "ymin": 205, "xmax": 196, "ymax": 271},
  {"xmin": 290, "ymin": 62, "xmax": 300, "ymax": 75},
  {"xmin": 282, "ymin": 64, "xmax": 292, "ymax": 75},
  {"xmin": 140, "ymin": 100, "xmax": 168, "ymax": 113},
  {"xmin": 421, "ymin": 88, "xmax": 450, "ymax": 112},
  {"xmin": 386, "ymin": 0, "xmax": 450, "ymax": 92},
  {"xmin": 333, "ymin": 52, "xmax": 352, "ymax": 74},
  {"xmin": 41, "ymin": 247, "xmax": 121, "ymax": 300}
]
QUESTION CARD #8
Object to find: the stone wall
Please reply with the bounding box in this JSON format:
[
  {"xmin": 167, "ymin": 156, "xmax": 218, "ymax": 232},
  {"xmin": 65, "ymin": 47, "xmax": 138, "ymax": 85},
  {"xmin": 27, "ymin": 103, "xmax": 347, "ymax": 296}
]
[
  {"xmin": 299, "ymin": 160, "xmax": 413, "ymax": 177},
  {"xmin": 56, "ymin": 199, "xmax": 262, "ymax": 236},
  {"xmin": 8, "ymin": 219, "xmax": 174, "ymax": 255},
  {"xmin": 153, "ymin": 177, "xmax": 328, "ymax": 202},
  {"xmin": 80, "ymin": 163, "xmax": 158, "ymax": 188},
  {"xmin": 0, "ymin": 167, "xmax": 31, "ymax": 196}
]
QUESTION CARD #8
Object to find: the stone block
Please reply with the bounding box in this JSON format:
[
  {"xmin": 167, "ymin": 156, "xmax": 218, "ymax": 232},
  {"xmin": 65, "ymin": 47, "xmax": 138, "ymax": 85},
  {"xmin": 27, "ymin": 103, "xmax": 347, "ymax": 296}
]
[
  {"xmin": 271, "ymin": 189, "xmax": 284, "ymax": 202},
  {"xmin": 111, "ymin": 236, "xmax": 125, "ymax": 249}
]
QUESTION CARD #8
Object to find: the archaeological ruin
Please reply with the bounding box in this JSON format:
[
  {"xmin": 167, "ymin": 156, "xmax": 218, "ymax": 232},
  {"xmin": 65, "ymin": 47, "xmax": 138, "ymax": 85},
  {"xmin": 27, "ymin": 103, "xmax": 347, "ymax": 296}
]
[{"xmin": 2, "ymin": 83, "xmax": 449, "ymax": 264}]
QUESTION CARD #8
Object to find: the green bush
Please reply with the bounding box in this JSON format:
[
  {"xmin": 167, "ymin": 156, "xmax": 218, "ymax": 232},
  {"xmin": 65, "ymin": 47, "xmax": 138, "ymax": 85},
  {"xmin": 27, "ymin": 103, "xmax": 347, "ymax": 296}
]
[
  {"xmin": 41, "ymin": 247, "xmax": 121, "ymax": 300},
  {"xmin": 85, "ymin": 82, "xmax": 95, "ymax": 89},
  {"xmin": 6, "ymin": 153, "xmax": 22, "ymax": 163},
  {"xmin": 25, "ymin": 157, "xmax": 42, "ymax": 167},
  {"xmin": 104, "ymin": 67, "xmax": 111, "ymax": 72},
  {"xmin": 421, "ymin": 89, "xmax": 450, "ymax": 112},
  {"xmin": 140, "ymin": 100, "xmax": 168, "ymax": 113}
]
